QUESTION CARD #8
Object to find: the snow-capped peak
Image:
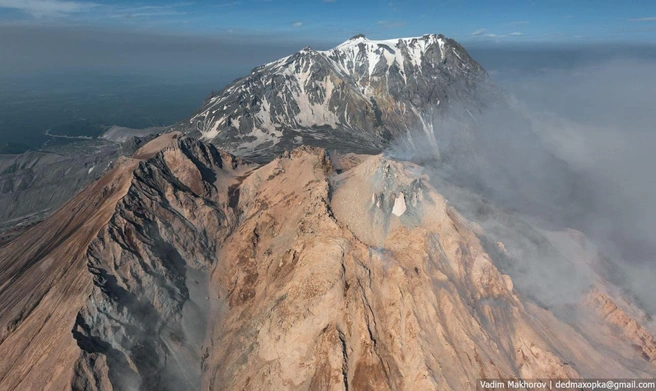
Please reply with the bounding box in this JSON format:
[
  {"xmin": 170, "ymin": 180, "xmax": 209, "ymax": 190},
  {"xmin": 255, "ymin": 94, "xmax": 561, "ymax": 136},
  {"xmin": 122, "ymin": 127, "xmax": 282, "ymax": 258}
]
[
  {"xmin": 257, "ymin": 33, "xmax": 451, "ymax": 84},
  {"xmin": 187, "ymin": 33, "xmax": 488, "ymax": 158},
  {"xmin": 333, "ymin": 33, "xmax": 442, "ymax": 50},
  {"xmin": 318, "ymin": 33, "xmax": 448, "ymax": 81}
]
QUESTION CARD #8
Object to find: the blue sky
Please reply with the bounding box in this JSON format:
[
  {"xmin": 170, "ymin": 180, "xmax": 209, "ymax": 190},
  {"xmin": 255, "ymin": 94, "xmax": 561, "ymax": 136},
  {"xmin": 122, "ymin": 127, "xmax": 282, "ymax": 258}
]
[{"xmin": 1, "ymin": 0, "xmax": 655, "ymax": 43}]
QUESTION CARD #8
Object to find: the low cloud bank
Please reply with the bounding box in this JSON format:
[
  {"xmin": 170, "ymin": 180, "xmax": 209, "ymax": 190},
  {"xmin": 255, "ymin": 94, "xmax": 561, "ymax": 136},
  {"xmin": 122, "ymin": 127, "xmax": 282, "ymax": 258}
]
[{"xmin": 389, "ymin": 57, "xmax": 656, "ymax": 313}]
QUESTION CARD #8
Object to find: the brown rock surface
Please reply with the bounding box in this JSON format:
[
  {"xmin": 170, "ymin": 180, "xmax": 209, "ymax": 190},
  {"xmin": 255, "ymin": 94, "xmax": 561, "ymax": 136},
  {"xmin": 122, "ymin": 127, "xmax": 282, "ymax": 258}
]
[{"xmin": 0, "ymin": 137, "xmax": 654, "ymax": 390}]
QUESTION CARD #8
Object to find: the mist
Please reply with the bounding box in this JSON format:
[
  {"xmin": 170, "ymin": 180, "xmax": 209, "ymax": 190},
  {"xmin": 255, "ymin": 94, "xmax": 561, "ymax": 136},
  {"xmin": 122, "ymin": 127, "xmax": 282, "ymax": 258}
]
[
  {"xmin": 510, "ymin": 59, "xmax": 656, "ymax": 314},
  {"xmin": 390, "ymin": 55, "xmax": 656, "ymax": 314}
]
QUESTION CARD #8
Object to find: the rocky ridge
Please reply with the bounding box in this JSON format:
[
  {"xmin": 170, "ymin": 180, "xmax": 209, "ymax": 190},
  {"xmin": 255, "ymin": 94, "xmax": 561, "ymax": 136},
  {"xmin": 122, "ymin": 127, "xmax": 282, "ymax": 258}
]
[{"xmin": 0, "ymin": 134, "xmax": 654, "ymax": 390}]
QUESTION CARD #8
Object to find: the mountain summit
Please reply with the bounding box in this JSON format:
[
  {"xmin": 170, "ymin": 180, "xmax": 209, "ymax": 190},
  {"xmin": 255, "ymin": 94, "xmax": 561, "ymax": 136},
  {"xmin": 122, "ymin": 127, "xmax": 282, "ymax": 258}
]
[{"xmin": 184, "ymin": 34, "xmax": 491, "ymax": 160}]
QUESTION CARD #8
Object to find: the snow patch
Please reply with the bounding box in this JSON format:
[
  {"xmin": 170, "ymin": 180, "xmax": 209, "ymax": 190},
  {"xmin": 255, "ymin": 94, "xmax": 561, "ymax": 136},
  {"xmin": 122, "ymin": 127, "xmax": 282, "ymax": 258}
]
[
  {"xmin": 392, "ymin": 193, "xmax": 407, "ymax": 216},
  {"xmin": 200, "ymin": 119, "xmax": 222, "ymax": 140},
  {"xmin": 237, "ymin": 126, "xmax": 282, "ymax": 150}
]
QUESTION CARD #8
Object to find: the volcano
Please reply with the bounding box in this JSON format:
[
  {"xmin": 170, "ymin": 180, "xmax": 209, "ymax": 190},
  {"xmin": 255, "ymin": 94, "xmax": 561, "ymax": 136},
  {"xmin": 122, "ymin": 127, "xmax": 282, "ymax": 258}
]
[{"xmin": 0, "ymin": 35, "xmax": 654, "ymax": 390}]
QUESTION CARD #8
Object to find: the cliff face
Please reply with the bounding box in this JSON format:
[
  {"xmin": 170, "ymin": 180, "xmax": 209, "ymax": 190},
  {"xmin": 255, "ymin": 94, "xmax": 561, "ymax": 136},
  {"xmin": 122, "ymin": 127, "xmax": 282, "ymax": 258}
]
[
  {"xmin": 72, "ymin": 137, "xmax": 251, "ymax": 391},
  {"xmin": 0, "ymin": 134, "xmax": 654, "ymax": 390}
]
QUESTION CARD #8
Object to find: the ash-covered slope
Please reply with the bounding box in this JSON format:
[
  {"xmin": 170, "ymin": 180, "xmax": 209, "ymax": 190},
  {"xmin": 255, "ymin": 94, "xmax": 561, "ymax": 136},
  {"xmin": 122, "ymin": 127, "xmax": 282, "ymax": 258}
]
[
  {"xmin": 183, "ymin": 34, "xmax": 492, "ymax": 160},
  {"xmin": 0, "ymin": 140, "xmax": 120, "ymax": 231},
  {"xmin": 0, "ymin": 136, "xmax": 156, "ymax": 231},
  {"xmin": 0, "ymin": 135, "xmax": 654, "ymax": 390}
]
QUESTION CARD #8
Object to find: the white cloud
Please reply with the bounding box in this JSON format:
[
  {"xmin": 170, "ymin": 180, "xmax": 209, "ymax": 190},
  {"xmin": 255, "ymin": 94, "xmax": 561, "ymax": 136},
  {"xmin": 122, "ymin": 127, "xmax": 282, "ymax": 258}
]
[
  {"xmin": 471, "ymin": 28, "xmax": 524, "ymax": 40},
  {"xmin": 113, "ymin": 4, "xmax": 188, "ymax": 19},
  {"xmin": 377, "ymin": 20, "xmax": 406, "ymax": 29},
  {"xmin": 0, "ymin": 1, "xmax": 195, "ymax": 20},
  {"xmin": 0, "ymin": 0, "xmax": 97, "ymax": 18},
  {"xmin": 628, "ymin": 17, "xmax": 656, "ymax": 22},
  {"xmin": 292, "ymin": 21, "xmax": 303, "ymax": 28}
]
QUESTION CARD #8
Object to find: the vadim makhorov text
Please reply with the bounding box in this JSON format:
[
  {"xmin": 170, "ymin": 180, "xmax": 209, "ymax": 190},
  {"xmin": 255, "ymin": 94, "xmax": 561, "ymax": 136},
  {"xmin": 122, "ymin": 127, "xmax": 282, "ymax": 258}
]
[{"xmin": 479, "ymin": 379, "xmax": 656, "ymax": 390}]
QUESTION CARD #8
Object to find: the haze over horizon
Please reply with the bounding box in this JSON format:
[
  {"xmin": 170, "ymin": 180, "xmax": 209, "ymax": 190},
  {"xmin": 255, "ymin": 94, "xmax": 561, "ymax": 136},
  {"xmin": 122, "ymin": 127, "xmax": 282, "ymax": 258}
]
[{"xmin": 1, "ymin": 0, "xmax": 655, "ymax": 77}]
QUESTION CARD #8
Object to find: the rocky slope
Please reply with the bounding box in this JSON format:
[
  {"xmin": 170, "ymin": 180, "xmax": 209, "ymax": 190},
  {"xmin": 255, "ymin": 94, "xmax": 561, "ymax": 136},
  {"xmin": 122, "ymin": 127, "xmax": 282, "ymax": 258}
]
[
  {"xmin": 182, "ymin": 34, "xmax": 493, "ymax": 161},
  {"xmin": 0, "ymin": 134, "xmax": 654, "ymax": 390},
  {"xmin": 0, "ymin": 136, "xmax": 156, "ymax": 231}
]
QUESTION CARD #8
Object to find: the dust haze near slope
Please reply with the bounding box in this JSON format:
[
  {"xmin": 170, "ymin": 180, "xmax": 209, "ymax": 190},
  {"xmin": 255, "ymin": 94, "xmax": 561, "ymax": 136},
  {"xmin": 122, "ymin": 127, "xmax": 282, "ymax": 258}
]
[
  {"xmin": 388, "ymin": 57, "xmax": 656, "ymax": 314},
  {"xmin": 512, "ymin": 59, "xmax": 656, "ymax": 315}
]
